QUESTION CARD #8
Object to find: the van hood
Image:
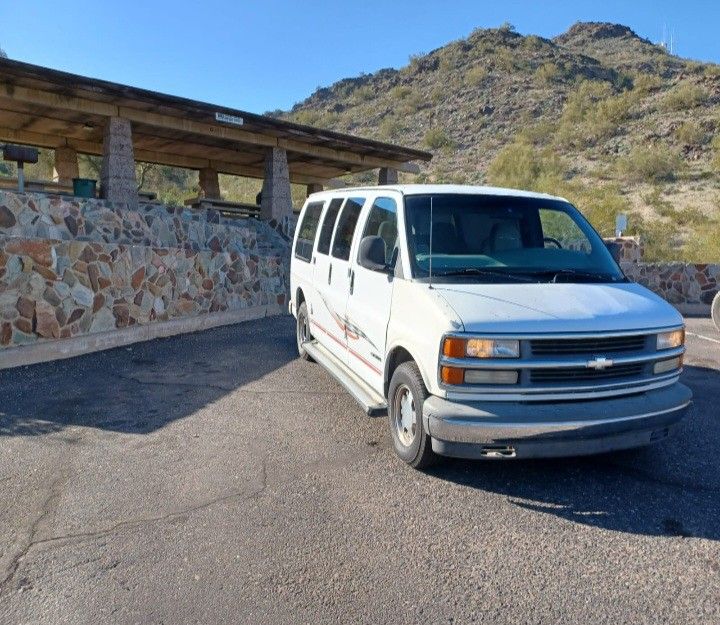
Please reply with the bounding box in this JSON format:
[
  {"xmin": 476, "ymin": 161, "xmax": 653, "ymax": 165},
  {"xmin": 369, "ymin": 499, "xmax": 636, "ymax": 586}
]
[{"xmin": 433, "ymin": 282, "xmax": 683, "ymax": 334}]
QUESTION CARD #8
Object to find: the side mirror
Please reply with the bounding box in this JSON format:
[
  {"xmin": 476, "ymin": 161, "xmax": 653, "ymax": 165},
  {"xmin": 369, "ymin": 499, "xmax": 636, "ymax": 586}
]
[
  {"xmin": 358, "ymin": 236, "xmax": 390, "ymax": 273},
  {"xmin": 605, "ymin": 241, "xmax": 621, "ymax": 263}
]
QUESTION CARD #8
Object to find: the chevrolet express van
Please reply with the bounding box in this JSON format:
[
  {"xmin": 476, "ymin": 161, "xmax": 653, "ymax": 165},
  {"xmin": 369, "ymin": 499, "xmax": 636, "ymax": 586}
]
[{"xmin": 289, "ymin": 185, "xmax": 692, "ymax": 468}]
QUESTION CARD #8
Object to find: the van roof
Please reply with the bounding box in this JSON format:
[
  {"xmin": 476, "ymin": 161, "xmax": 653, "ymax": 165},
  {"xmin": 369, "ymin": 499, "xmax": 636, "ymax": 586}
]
[{"xmin": 309, "ymin": 184, "xmax": 567, "ymax": 202}]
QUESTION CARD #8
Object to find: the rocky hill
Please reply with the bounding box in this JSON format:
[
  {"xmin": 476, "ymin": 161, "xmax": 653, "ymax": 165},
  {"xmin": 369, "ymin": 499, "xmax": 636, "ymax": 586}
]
[{"xmin": 281, "ymin": 22, "xmax": 720, "ymax": 261}]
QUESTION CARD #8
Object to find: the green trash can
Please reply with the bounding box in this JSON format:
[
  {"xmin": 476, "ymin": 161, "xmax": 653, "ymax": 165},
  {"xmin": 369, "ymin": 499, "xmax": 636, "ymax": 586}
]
[{"xmin": 72, "ymin": 178, "xmax": 97, "ymax": 198}]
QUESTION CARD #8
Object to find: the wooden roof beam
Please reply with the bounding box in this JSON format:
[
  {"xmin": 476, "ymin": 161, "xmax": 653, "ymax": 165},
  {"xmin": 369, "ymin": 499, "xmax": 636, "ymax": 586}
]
[
  {"xmin": 0, "ymin": 81, "xmax": 422, "ymax": 173},
  {"xmin": 0, "ymin": 126, "xmax": 337, "ymax": 185}
]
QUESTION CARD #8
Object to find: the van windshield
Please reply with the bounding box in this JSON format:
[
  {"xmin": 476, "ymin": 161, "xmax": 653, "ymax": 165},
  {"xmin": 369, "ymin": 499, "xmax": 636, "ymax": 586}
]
[{"xmin": 403, "ymin": 194, "xmax": 625, "ymax": 283}]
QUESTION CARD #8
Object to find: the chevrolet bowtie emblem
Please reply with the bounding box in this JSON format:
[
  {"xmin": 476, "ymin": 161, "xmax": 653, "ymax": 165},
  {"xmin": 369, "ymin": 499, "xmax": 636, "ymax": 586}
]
[{"xmin": 587, "ymin": 356, "xmax": 613, "ymax": 370}]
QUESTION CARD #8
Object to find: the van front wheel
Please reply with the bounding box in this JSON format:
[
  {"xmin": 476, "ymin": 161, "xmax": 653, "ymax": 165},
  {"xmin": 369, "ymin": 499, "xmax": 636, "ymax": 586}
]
[
  {"xmin": 296, "ymin": 302, "xmax": 314, "ymax": 362},
  {"xmin": 388, "ymin": 362, "xmax": 438, "ymax": 469}
]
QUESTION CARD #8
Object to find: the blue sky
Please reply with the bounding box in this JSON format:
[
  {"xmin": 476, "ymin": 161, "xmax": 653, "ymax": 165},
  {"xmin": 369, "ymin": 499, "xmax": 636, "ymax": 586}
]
[{"xmin": 1, "ymin": 1, "xmax": 718, "ymax": 114}]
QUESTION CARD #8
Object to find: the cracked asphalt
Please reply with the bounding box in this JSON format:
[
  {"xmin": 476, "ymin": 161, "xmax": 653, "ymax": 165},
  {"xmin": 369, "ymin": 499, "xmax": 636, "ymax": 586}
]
[{"xmin": 0, "ymin": 315, "xmax": 719, "ymax": 624}]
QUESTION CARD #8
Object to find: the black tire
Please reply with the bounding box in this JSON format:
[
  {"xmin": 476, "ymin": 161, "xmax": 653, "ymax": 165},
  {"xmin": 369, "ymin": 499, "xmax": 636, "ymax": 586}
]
[
  {"xmin": 712, "ymin": 292, "xmax": 720, "ymax": 333},
  {"xmin": 388, "ymin": 361, "xmax": 438, "ymax": 469},
  {"xmin": 296, "ymin": 301, "xmax": 314, "ymax": 362}
]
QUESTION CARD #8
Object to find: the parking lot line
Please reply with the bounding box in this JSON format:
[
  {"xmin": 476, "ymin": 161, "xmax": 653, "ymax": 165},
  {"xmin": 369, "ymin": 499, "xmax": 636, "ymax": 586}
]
[{"xmin": 686, "ymin": 331, "xmax": 720, "ymax": 345}]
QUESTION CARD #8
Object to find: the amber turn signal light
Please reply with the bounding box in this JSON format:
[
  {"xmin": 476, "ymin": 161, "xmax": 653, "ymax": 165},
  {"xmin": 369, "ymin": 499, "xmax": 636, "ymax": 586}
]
[
  {"xmin": 441, "ymin": 366, "xmax": 465, "ymax": 385},
  {"xmin": 442, "ymin": 337, "xmax": 466, "ymax": 358}
]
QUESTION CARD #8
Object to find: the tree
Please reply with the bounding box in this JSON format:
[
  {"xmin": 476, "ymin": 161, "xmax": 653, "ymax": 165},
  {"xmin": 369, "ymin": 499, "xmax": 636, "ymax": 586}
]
[{"xmin": 0, "ymin": 46, "xmax": 7, "ymax": 58}]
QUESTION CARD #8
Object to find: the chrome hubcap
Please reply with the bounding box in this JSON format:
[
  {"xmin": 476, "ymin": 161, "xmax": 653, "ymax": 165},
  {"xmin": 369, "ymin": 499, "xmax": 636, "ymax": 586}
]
[
  {"xmin": 394, "ymin": 384, "xmax": 416, "ymax": 447},
  {"xmin": 298, "ymin": 313, "xmax": 309, "ymax": 345}
]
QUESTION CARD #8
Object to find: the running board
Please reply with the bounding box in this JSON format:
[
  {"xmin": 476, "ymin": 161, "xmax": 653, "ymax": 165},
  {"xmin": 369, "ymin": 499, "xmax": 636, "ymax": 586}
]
[{"xmin": 303, "ymin": 340, "xmax": 387, "ymax": 416}]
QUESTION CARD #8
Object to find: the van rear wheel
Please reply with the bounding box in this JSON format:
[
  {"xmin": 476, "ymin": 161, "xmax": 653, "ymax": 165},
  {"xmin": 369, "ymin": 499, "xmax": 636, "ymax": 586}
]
[
  {"xmin": 296, "ymin": 302, "xmax": 314, "ymax": 362},
  {"xmin": 388, "ymin": 362, "xmax": 438, "ymax": 469}
]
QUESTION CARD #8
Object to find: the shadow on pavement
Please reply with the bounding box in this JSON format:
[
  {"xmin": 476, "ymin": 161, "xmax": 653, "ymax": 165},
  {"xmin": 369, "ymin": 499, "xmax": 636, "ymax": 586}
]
[
  {"xmin": 429, "ymin": 364, "xmax": 720, "ymax": 541},
  {"xmin": 0, "ymin": 315, "xmax": 297, "ymax": 437}
]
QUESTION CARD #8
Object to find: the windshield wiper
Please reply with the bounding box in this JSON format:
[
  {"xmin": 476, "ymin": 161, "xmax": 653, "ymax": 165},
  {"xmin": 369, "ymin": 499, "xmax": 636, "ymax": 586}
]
[
  {"xmin": 529, "ymin": 269, "xmax": 620, "ymax": 283},
  {"xmin": 435, "ymin": 268, "xmax": 538, "ymax": 282}
]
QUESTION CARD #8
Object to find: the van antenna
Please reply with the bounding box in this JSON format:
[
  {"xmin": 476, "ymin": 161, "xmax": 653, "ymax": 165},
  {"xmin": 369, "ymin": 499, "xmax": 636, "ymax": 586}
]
[{"xmin": 428, "ymin": 195, "xmax": 434, "ymax": 289}]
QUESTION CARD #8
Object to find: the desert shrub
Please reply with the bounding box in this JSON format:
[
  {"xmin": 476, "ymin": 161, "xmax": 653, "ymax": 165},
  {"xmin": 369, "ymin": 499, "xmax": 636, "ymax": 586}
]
[
  {"xmin": 632, "ymin": 73, "xmax": 663, "ymax": 95},
  {"xmin": 378, "ymin": 116, "xmax": 402, "ymax": 140},
  {"xmin": 407, "ymin": 52, "xmax": 426, "ymax": 73},
  {"xmin": 518, "ymin": 121, "xmax": 558, "ymax": 145},
  {"xmin": 438, "ymin": 47, "xmax": 460, "ymax": 74},
  {"xmin": 712, "ymin": 135, "xmax": 720, "ymax": 171},
  {"xmin": 673, "ymin": 121, "xmax": 706, "ymax": 145},
  {"xmin": 390, "ymin": 85, "xmax": 413, "ymax": 100},
  {"xmin": 493, "ymin": 47, "xmax": 514, "ymax": 72},
  {"xmin": 704, "ymin": 64, "xmax": 720, "ymax": 78},
  {"xmin": 535, "ymin": 62, "xmax": 560, "ymax": 85},
  {"xmin": 430, "ymin": 86, "xmax": 445, "ymax": 105},
  {"xmin": 678, "ymin": 206, "xmax": 711, "ymax": 227},
  {"xmin": 486, "ymin": 140, "xmax": 565, "ymax": 192},
  {"xmin": 662, "ymin": 83, "xmax": 709, "ymax": 111},
  {"xmin": 683, "ymin": 221, "xmax": 720, "ymax": 262},
  {"xmin": 465, "ymin": 65, "xmax": 488, "ymax": 87},
  {"xmin": 423, "ymin": 128, "xmax": 455, "ymax": 150},
  {"xmin": 629, "ymin": 217, "xmax": 683, "ymax": 262},
  {"xmin": 522, "ymin": 35, "xmax": 545, "ymax": 51},
  {"xmin": 290, "ymin": 109, "xmax": 322, "ymax": 126},
  {"xmin": 645, "ymin": 190, "xmax": 710, "ymax": 226},
  {"xmin": 353, "ymin": 85, "xmax": 375, "ymax": 102},
  {"xmin": 555, "ymin": 81, "xmax": 637, "ymax": 148},
  {"xmin": 617, "ymin": 145, "xmax": 682, "ymax": 182},
  {"xmin": 396, "ymin": 91, "xmax": 425, "ymax": 116}
]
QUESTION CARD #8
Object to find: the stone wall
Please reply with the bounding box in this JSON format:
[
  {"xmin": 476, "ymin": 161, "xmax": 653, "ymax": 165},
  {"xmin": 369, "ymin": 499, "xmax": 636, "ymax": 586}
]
[
  {"xmin": 607, "ymin": 236, "xmax": 719, "ymax": 315},
  {"xmin": 622, "ymin": 261, "xmax": 719, "ymax": 315},
  {"xmin": 0, "ymin": 190, "xmax": 289, "ymax": 362}
]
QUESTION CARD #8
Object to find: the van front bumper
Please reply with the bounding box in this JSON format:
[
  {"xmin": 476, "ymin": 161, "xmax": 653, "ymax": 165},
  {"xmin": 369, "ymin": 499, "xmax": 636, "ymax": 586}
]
[{"xmin": 424, "ymin": 383, "xmax": 692, "ymax": 459}]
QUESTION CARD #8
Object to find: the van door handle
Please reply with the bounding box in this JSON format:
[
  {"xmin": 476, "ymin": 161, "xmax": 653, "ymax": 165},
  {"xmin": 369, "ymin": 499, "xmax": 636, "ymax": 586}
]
[
  {"xmin": 328, "ymin": 264, "xmax": 332, "ymax": 284},
  {"xmin": 349, "ymin": 269, "xmax": 355, "ymax": 294}
]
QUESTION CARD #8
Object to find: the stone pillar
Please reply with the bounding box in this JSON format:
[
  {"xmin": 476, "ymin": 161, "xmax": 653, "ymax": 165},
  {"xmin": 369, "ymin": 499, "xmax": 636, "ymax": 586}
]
[
  {"xmin": 260, "ymin": 147, "xmax": 293, "ymax": 222},
  {"xmin": 100, "ymin": 116, "xmax": 138, "ymax": 209},
  {"xmin": 378, "ymin": 167, "xmax": 398, "ymax": 185},
  {"xmin": 306, "ymin": 183, "xmax": 323, "ymax": 197},
  {"xmin": 53, "ymin": 146, "xmax": 79, "ymax": 186},
  {"xmin": 199, "ymin": 167, "xmax": 221, "ymax": 199}
]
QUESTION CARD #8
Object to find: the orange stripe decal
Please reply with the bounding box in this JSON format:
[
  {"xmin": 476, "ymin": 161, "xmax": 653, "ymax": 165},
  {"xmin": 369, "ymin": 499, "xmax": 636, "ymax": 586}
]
[{"xmin": 310, "ymin": 319, "xmax": 382, "ymax": 375}]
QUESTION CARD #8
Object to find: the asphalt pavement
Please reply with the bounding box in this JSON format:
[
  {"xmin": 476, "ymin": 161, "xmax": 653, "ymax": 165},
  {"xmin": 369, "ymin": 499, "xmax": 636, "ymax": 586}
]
[{"xmin": 0, "ymin": 315, "xmax": 718, "ymax": 624}]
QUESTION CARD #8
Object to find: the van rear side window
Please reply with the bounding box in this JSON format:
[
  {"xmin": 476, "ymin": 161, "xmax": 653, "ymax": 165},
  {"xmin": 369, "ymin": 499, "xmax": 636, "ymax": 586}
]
[
  {"xmin": 294, "ymin": 201, "xmax": 324, "ymax": 262},
  {"xmin": 316, "ymin": 198, "xmax": 344, "ymax": 255},
  {"xmin": 331, "ymin": 197, "xmax": 365, "ymax": 260}
]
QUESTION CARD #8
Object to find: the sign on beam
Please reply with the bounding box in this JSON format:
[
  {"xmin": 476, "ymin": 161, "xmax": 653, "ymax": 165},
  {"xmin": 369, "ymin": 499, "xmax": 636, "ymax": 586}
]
[{"xmin": 215, "ymin": 112, "xmax": 244, "ymax": 126}]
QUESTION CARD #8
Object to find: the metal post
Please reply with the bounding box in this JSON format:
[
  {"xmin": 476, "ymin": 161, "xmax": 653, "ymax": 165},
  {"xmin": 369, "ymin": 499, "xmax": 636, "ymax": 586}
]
[{"xmin": 17, "ymin": 162, "xmax": 24, "ymax": 193}]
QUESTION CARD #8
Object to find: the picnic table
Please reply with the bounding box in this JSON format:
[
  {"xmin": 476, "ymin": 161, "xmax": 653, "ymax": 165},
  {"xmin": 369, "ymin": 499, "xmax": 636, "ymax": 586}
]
[
  {"xmin": 183, "ymin": 196, "xmax": 261, "ymax": 219},
  {"xmin": 0, "ymin": 177, "xmax": 157, "ymax": 201},
  {"xmin": 0, "ymin": 177, "xmax": 73, "ymax": 195}
]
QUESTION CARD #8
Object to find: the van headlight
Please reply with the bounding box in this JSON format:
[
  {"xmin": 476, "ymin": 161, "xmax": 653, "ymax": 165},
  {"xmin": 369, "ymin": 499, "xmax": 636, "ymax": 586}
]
[
  {"xmin": 443, "ymin": 337, "xmax": 520, "ymax": 359},
  {"xmin": 656, "ymin": 329, "xmax": 685, "ymax": 351}
]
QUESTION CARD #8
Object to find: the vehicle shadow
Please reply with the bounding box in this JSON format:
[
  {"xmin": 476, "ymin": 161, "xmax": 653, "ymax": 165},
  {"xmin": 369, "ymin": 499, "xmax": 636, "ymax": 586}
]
[
  {"xmin": 0, "ymin": 315, "xmax": 297, "ymax": 437},
  {"xmin": 427, "ymin": 364, "xmax": 720, "ymax": 541}
]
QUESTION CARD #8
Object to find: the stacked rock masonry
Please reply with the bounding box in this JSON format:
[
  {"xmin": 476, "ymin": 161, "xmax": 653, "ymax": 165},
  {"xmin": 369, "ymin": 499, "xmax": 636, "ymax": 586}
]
[{"xmin": 0, "ymin": 190, "xmax": 289, "ymax": 351}]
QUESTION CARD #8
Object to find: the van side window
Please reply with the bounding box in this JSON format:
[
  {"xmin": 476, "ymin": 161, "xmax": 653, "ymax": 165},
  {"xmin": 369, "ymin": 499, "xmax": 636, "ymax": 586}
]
[
  {"xmin": 331, "ymin": 197, "xmax": 365, "ymax": 261},
  {"xmin": 360, "ymin": 197, "xmax": 398, "ymax": 265},
  {"xmin": 294, "ymin": 201, "xmax": 324, "ymax": 262},
  {"xmin": 316, "ymin": 198, "xmax": 344, "ymax": 255}
]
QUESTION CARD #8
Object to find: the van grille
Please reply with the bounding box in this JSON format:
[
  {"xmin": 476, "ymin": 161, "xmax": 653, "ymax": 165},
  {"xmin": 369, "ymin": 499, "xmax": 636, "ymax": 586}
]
[
  {"xmin": 530, "ymin": 363, "xmax": 645, "ymax": 384},
  {"xmin": 530, "ymin": 335, "xmax": 647, "ymax": 356}
]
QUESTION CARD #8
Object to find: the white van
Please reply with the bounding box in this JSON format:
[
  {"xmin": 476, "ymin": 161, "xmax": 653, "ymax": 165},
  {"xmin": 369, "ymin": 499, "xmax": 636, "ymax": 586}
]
[{"xmin": 289, "ymin": 185, "xmax": 692, "ymax": 468}]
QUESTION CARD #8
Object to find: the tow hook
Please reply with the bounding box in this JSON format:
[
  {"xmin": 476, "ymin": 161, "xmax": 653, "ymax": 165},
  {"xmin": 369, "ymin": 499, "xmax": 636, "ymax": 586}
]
[{"xmin": 479, "ymin": 445, "xmax": 516, "ymax": 458}]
